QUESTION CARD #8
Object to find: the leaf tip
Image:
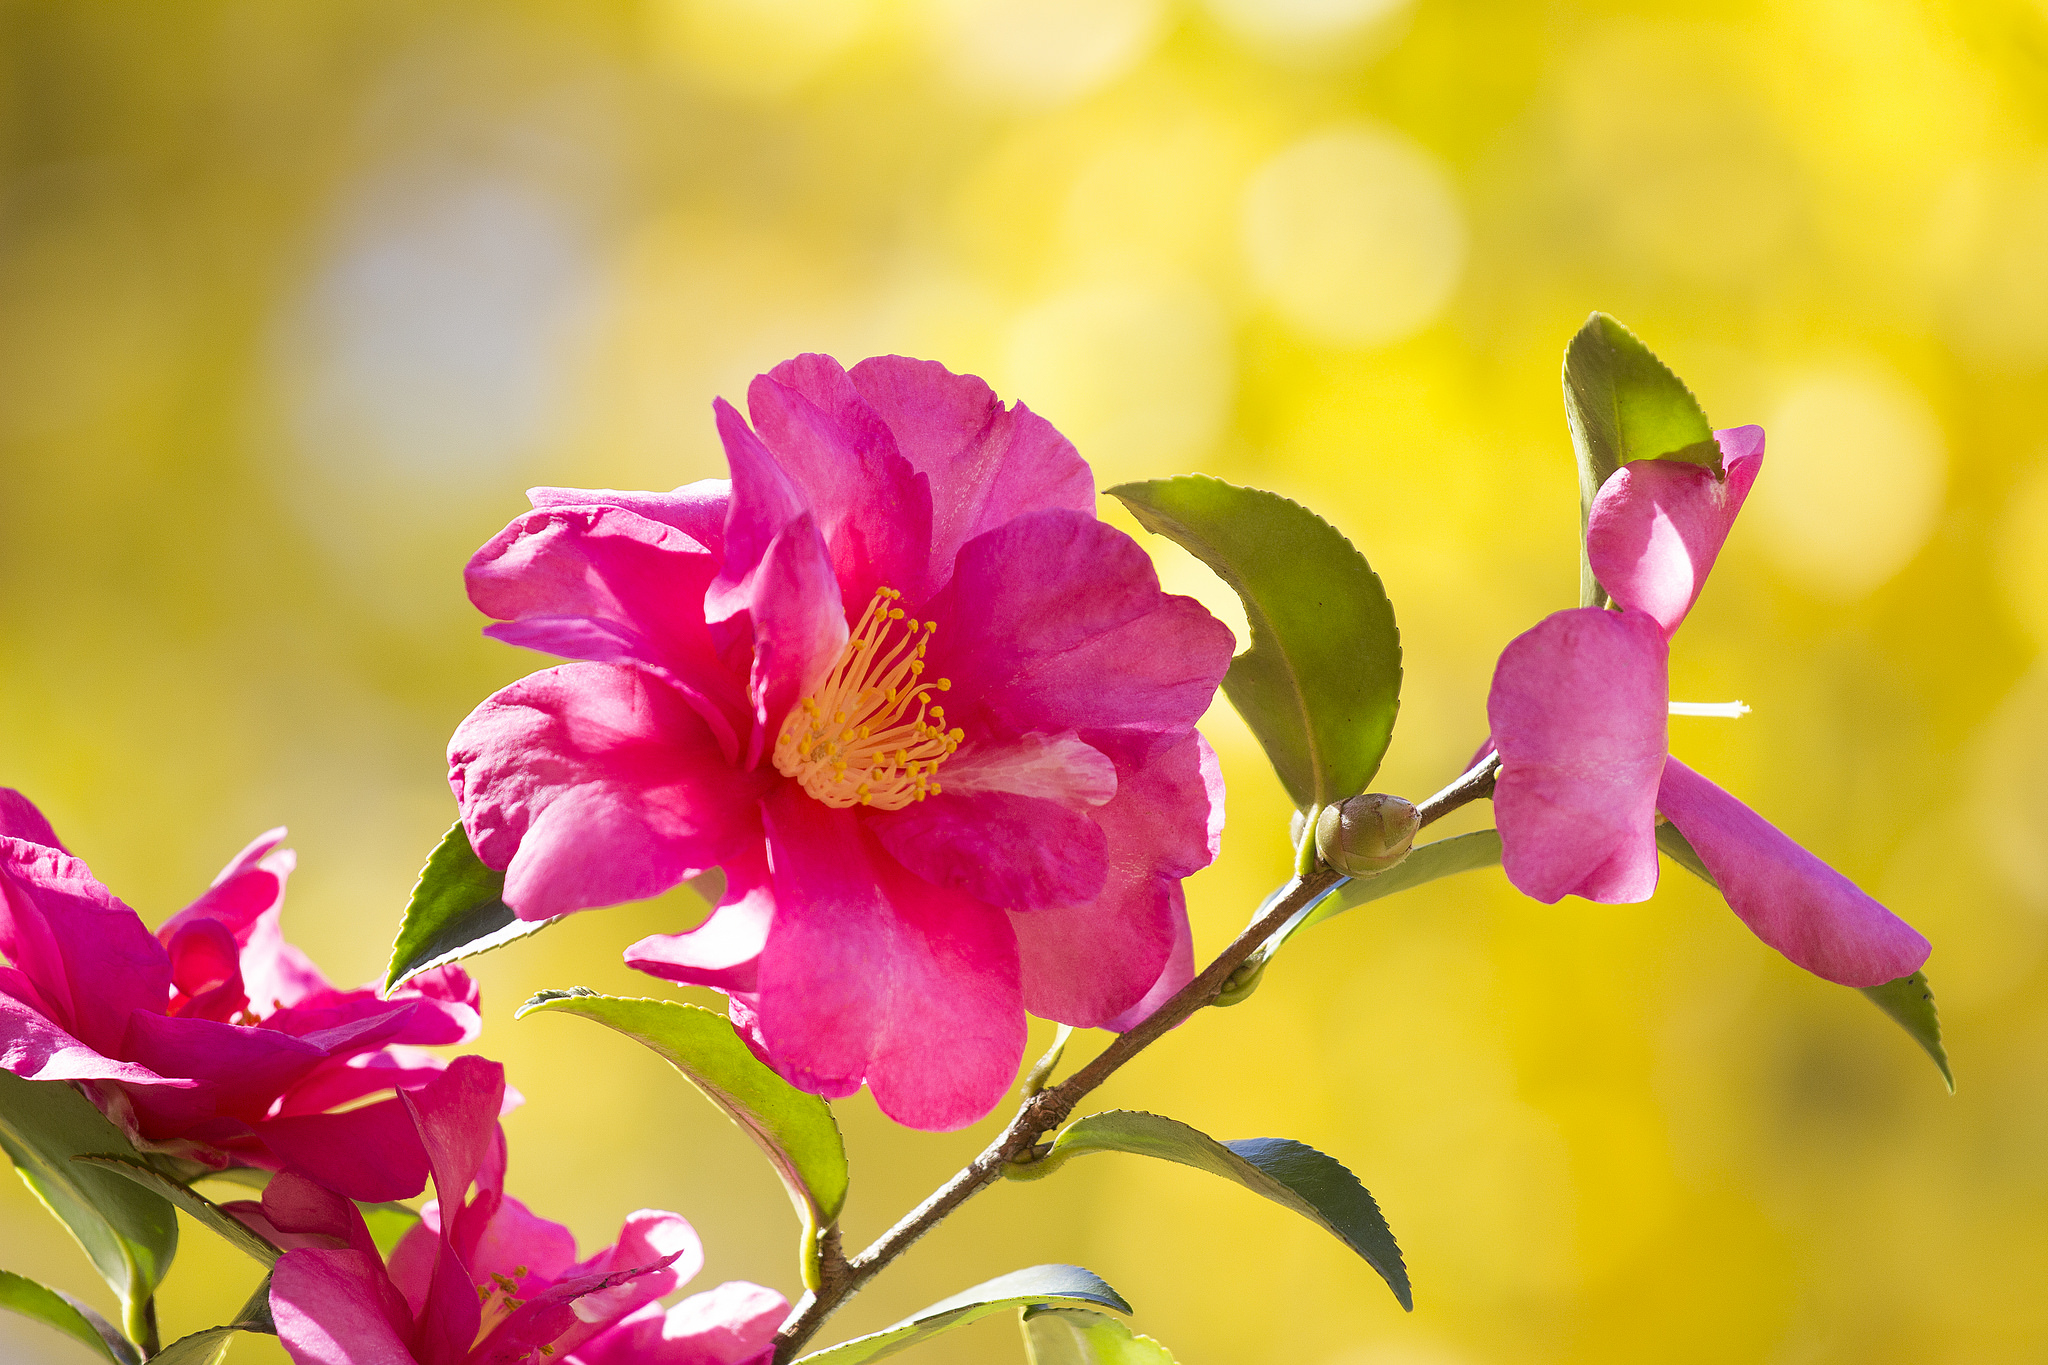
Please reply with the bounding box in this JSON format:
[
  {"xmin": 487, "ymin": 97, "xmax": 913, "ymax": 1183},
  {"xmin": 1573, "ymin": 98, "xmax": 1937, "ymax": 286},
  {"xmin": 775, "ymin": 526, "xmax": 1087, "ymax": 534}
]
[{"xmin": 515, "ymin": 986, "xmax": 599, "ymax": 1020}]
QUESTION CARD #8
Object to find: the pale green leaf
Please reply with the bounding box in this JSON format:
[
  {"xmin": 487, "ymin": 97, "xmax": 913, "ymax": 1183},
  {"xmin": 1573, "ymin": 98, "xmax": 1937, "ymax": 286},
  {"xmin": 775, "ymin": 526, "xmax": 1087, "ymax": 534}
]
[
  {"xmin": 1022, "ymin": 1307, "xmax": 1178, "ymax": 1365},
  {"xmin": 793, "ymin": 1266, "xmax": 1131, "ymax": 1365},
  {"xmin": 0, "ymin": 1269, "xmax": 138, "ymax": 1365},
  {"xmin": 75, "ymin": 1158, "xmax": 279, "ymax": 1268},
  {"xmin": 1110, "ymin": 475, "xmax": 1400, "ymax": 809}
]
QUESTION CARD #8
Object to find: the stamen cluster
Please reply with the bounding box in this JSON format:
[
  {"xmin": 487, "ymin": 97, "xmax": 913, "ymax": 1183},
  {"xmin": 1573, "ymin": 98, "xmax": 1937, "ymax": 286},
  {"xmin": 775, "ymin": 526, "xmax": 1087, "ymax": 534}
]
[{"xmin": 773, "ymin": 587, "xmax": 963, "ymax": 809}]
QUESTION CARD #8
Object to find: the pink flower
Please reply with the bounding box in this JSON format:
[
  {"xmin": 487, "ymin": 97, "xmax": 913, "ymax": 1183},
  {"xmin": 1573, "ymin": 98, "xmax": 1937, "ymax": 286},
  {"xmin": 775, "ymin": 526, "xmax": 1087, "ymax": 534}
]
[
  {"xmin": 0, "ymin": 790, "xmax": 483, "ymax": 1200},
  {"xmin": 261, "ymin": 1057, "xmax": 786, "ymax": 1365},
  {"xmin": 1486, "ymin": 427, "xmax": 1931, "ymax": 987},
  {"xmin": 448, "ymin": 355, "xmax": 1231, "ymax": 1130}
]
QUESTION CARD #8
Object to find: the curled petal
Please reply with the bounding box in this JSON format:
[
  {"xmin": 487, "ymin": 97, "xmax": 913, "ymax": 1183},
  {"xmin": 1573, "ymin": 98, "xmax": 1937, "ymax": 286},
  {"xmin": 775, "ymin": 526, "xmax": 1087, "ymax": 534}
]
[
  {"xmin": 0, "ymin": 789, "xmax": 65, "ymax": 851},
  {"xmin": 1658, "ymin": 758, "xmax": 1931, "ymax": 987},
  {"xmin": 0, "ymin": 991, "xmax": 188, "ymax": 1087},
  {"xmin": 707, "ymin": 398, "xmax": 810, "ymax": 625},
  {"xmin": 1488, "ymin": 608, "xmax": 1668, "ymax": 904},
  {"xmin": 1586, "ymin": 426, "xmax": 1764, "ymax": 636},
  {"xmin": 744, "ymin": 514, "xmax": 849, "ymax": 767},
  {"xmin": 528, "ymin": 479, "xmax": 730, "ymax": 558},
  {"xmin": 572, "ymin": 1282, "xmax": 789, "ymax": 1365},
  {"xmin": 626, "ymin": 844, "xmax": 772, "ymax": 994},
  {"xmin": 0, "ymin": 838, "xmax": 171, "ymax": 1058}
]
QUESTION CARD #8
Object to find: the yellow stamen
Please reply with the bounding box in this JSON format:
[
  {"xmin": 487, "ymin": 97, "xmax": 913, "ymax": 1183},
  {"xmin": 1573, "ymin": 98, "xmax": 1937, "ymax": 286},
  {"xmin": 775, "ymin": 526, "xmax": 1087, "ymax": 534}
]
[{"xmin": 774, "ymin": 586, "xmax": 960, "ymax": 810}]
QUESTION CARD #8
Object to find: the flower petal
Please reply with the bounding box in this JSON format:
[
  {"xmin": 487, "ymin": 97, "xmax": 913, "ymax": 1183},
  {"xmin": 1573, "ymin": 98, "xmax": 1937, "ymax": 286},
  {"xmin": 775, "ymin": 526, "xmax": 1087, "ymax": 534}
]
[
  {"xmin": 571, "ymin": 1282, "xmax": 788, "ymax": 1365},
  {"xmin": 0, "ymin": 989, "xmax": 188, "ymax": 1087},
  {"xmin": 0, "ymin": 789, "xmax": 65, "ymax": 851},
  {"xmin": 625, "ymin": 844, "xmax": 772, "ymax": 994},
  {"xmin": 870, "ymin": 790, "xmax": 1108, "ymax": 910},
  {"xmin": 529, "ymin": 480, "xmax": 730, "ymax": 559},
  {"xmin": 744, "ymin": 513, "xmax": 849, "ymax": 768},
  {"xmin": 753, "ymin": 788, "xmax": 1024, "ymax": 1130},
  {"xmin": 1008, "ymin": 733, "xmax": 1219, "ymax": 1028},
  {"xmin": 922, "ymin": 510, "xmax": 1233, "ymax": 766},
  {"xmin": 271, "ymin": 1247, "xmax": 417, "ymax": 1365},
  {"xmin": 848, "ymin": 356, "xmax": 1095, "ymax": 593},
  {"xmin": 707, "ymin": 398, "xmax": 811, "ymax": 625},
  {"xmin": 0, "ymin": 837, "xmax": 170, "ymax": 1058},
  {"xmin": 1657, "ymin": 757, "xmax": 1932, "ymax": 987},
  {"xmin": 1488, "ymin": 607, "xmax": 1668, "ymax": 904},
  {"xmin": 1585, "ymin": 426, "xmax": 1764, "ymax": 637},
  {"xmin": 257, "ymin": 1096, "xmax": 431, "ymax": 1203},
  {"xmin": 449, "ymin": 664, "xmax": 771, "ymax": 921},
  {"xmin": 549, "ymin": 1210, "xmax": 704, "ymax": 1356}
]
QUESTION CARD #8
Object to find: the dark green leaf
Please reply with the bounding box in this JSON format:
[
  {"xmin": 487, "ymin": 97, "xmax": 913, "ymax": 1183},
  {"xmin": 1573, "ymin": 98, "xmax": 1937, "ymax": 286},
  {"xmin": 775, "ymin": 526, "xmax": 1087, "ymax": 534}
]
[
  {"xmin": 1656, "ymin": 823, "xmax": 1953, "ymax": 1090},
  {"xmin": 0, "ymin": 1072, "xmax": 177, "ymax": 1344},
  {"xmin": 385, "ymin": 821, "xmax": 552, "ymax": 991},
  {"xmin": 1009, "ymin": 1111, "xmax": 1409, "ymax": 1310},
  {"xmin": 516, "ymin": 991, "xmax": 848, "ymax": 1287},
  {"xmin": 1562, "ymin": 313, "xmax": 1718, "ymax": 608},
  {"xmin": 1022, "ymin": 1307, "xmax": 1178, "ymax": 1365},
  {"xmin": 0, "ymin": 1269, "xmax": 138, "ymax": 1365},
  {"xmin": 74, "ymin": 1158, "xmax": 279, "ymax": 1268},
  {"xmin": 1220, "ymin": 831, "xmax": 1503, "ymax": 1005},
  {"xmin": 1110, "ymin": 475, "xmax": 1400, "ymax": 809},
  {"xmin": 792, "ymin": 1266, "xmax": 1131, "ymax": 1365}
]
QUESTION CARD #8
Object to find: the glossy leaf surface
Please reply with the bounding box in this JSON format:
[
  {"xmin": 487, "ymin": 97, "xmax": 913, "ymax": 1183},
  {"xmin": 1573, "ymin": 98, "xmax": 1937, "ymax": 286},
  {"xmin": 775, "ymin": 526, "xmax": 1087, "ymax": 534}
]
[
  {"xmin": 516, "ymin": 990, "xmax": 848, "ymax": 1280},
  {"xmin": 1022, "ymin": 1307, "xmax": 1178, "ymax": 1365},
  {"xmin": 1111, "ymin": 475, "xmax": 1400, "ymax": 809},
  {"xmin": 793, "ymin": 1265, "xmax": 1132, "ymax": 1365},
  {"xmin": 385, "ymin": 821, "xmax": 553, "ymax": 991},
  {"xmin": 1012, "ymin": 1111, "xmax": 1409, "ymax": 1309},
  {"xmin": 0, "ymin": 1269, "xmax": 138, "ymax": 1365},
  {"xmin": 1562, "ymin": 313, "xmax": 1718, "ymax": 608},
  {"xmin": 1656, "ymin": 823, "xmax": 1952, "ymax": 1089},
  {"xmin": 77, "ymin": 1157, "xmax": 280, "ymax": 1267},
  {"xmin": 0, "ymin": 1072, "xmax": 177, "ymax": 1341}
]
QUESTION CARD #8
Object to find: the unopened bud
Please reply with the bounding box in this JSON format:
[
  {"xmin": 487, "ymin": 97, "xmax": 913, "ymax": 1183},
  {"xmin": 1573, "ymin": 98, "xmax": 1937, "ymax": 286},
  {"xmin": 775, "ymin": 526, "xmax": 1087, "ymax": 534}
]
[{"xmin": 1315, "ymin": 794, "xmax": 1420, "ymax": 875}]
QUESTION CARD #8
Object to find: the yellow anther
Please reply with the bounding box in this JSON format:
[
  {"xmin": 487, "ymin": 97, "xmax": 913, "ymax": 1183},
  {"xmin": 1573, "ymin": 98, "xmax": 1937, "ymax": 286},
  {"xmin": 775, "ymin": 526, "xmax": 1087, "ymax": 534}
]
[{"xmin": 773, "ymin": 586, "xmax": 961, "ymax": 810}]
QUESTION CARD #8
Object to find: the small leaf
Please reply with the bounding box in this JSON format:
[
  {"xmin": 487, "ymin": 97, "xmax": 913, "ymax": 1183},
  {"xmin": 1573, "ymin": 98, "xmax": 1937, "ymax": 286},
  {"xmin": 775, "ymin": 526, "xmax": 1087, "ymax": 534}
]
[
  {"xmin": 145, "ymin": 1326, "xmax": 244, "ymax": 1365},
  {"xmin": 75, "ymin": 1158, "xmax": 280, "ymax": 1267},
  {"xmin": 1562, "ymin": 313, "xmax": 1718, "ymax": 608},
  {"xmin": 515, "ymin": 991, "xmax": 848, "ymax": 1286},
  {"xmin": 0, "ymin": 1071, "xmax": 178, "ymax": 1345},
  {"xmin": 1656, "ymin": 824, "xmax": 1954, "ymax": 1090},
  {"xmin": 1022, "ymin": 1307, "xmax": 1178, "ymax": 1365},
  {"xmin": 1110, "ymin": 475, "xmax": 1401, "ymax": 809},
  {"xmin": 385, "ymin": 821, "xmax": 553, "ymax": 991},
  {"xmin": 1221, "ymin": 831, "xmax": 1504, "ymax": 1005},
  {"xmin": 358, "ymin": 1201, "xmax": 423, "ymax": 1259},
  {"xmin": 1011, "ymin": 1111, "xmax": 1409, "ymax": 1310},
  {"xmin": 0, "ymin": 1269, "xmax": 139, "ymax": 1365},
  {"xmin": 793, "ymin": 1266, "xmax": 1131, "ymax": 1365}
]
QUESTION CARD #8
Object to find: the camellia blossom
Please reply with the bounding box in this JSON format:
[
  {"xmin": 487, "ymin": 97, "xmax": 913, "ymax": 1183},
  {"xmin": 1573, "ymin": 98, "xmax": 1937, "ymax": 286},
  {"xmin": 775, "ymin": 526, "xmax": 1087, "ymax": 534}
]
[
  {"xmin": 0, "ymin": 790, "xmax": 483, "ymax": 1199},
  {"xmin": 448, "ymin": 354, "xmax": 1232, "ymax": 1129},
  {"xmin": 1486, "ymin": 427, "xmax": 1931, "ymax": 987},
  {"xmin": 260, "ymin": 1057, "xmax": 786, "ymax": 1365}
]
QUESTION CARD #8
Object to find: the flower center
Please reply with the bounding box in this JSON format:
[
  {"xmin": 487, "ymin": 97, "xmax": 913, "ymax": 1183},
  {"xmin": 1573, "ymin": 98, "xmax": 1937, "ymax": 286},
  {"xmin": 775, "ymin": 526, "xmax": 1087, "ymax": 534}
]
[{"xmin": 773, "ymin": 587, "xmax": 963, "ymax": 809}]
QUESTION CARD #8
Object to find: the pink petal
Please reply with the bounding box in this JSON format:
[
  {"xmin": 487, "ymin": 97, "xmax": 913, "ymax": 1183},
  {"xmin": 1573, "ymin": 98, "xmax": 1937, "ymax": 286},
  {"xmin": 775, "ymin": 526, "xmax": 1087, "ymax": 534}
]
[
  {"xmin": 0, "ymin": 990, "xmax": 188, "ymax": 1087},
  {"xmin": 261, "ymin": 1172, "xmax": 382, "ymax": 1260},
  {"xmin": 529, "ymin": 480, "xmax": 730, "ymax": 559},
  {"xmin": 848, "ymin": 356, "xmax": 1096, "ymax": 595},
  {"xmin": 256, "ymin": 1097, "xmax": 431, "ymax": 1203},
  {"xmin": 547, "ymin": 1211, "xmax": 703, "ymax": 1357},
  {"xmin": 403, "ymin": 1058, "xmax": 507, "ymax": 1363},
  {"xmin": 1009, "ymin": 733, "xmax": 1219, "ymax": 1028},
  {"xmin": 570, "ymin": 1282, "xmax": 788, "ymax": 1365},
  {"xmin": 870, "ymin": 790, "xmax": 1108, "ymax": 910},
  {"xmin": 748, "ymin": 356, "xmax": 934, "ymax": 604},
  {"xmin": 240, "ymin": 906, "xmax": 334, "ymax": 1014},
  {"xmin": 626, "ymin": 844, "xmax": 772, "ymax": 994},
  {"xmin": 271, "ymin": 1248, "xmax": 418, "ymax": 1365},
  {"xmin": 1585, "ymin": 426, "xmax": 1764, "ymax": 636},
  {"xmin": 165, "ymin": 918, "xmax": 248, "ymax": 1022},
  {"xmin": 753, "ymin": 788, "xmax": 1025, "ymax": 1130},
  {"xmin": 120, "ymin": 1011, "xmax": 329, "ymax": 1117},
  {"xmin": 0, "ymin": 837, "xmax": 171, "ymax": 1058},
  {"xmin": 1657, "ymin": 758, "xmax": 1931, "ymax": 987},
  {"xmin": 743, "ymin": 514, "xmax": 849, "ymax": 768},
  {"xmin": 1100, "ymin": 888, "xmax": 1194, "ymax": 1033},
  {"xmin": 158, "ymin": 828, "xmax": 290, "ymax": 948},
  {"xmin": 449, "ymin": 664, "xmax": 771, "ymax": 921},
  {"xmin": 469, "ymin": 1257, "xmax": 680, "ymax": 1365},
  {"xmin": 0, "ymin": 789, "xmax": 65, "ymax": 851},
  {"xmin": 468, "ymin": 1195, "xmax": 582, "ymax": 1297},
  {"xmin": 706, "ymin": 397, "xmax": 810, "ymax": 625},
  {"xmin": 469, "ymin": 505, "xmax": 746, "ymax": 757},
  {"xmin": 275, "ymin": 1046, "xmax": 449, "ymax": 1119},
  {"xmin": 922, "ymin": 510, "xmax": 1234, "ymax": 766},
  {"xmin": 1488, "ymin": 607, "xmax": 1668, "ymax": 904}
]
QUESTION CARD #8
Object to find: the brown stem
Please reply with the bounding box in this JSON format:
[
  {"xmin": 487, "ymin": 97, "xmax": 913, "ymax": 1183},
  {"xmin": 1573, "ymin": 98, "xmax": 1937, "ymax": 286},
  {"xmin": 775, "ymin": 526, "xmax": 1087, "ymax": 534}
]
[{"xmin": 769, "ymin": 752, "xmax": 1501, "ymax": 1362}]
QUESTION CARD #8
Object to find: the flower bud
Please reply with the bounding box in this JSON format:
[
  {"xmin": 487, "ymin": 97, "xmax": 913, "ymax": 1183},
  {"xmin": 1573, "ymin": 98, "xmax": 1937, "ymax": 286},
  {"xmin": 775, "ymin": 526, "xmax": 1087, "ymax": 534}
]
[{"xmin": 1315, "ymin": 794, "xmax": 1420, "ymax": 875}]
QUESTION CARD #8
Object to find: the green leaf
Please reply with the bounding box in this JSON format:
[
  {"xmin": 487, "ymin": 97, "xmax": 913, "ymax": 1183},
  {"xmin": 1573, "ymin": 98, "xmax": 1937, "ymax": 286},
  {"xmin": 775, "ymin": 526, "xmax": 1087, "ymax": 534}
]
[
  {"xmin": 0, "ymin": 1270, "xmax": 139, "ymax": 1365},
  {"xmin": 1021, "ymin": 1307, "xmax": 1178, "ymax": 1365},
  {"xmin": 146, "ymin": 1326, "xmax": 246, "ymax": 1365},
  {"xmin": 74, "ymin": 1158, "xmax": 280, "ymax": 1267},
  {"xmin": 1562, "ymin": 313, "xmax": 1718, "ymax": 609},
  {"xmin": 385, "ymin": 821, "xmax": 554, "ymax": 991},
  {"xmin": 1110, "ymin": 475, "xmax": 1401, "ymax": 809},
  {"xmin": 1655, "ymin": 824, "xmax": 1953, "ymax": 1090},
  {"xmin": 1010, "ymin": 1111, "xmax": 1409, "ymax": 1309},
  {"xmin": 515, "ymin": 991, "xmax": 848, "ymax": 1287},
  {"xmin": 1220, "ymin": 830, "xmax": 1504, "ymax": 1005},
  {"xmin": 358, "ymin": 1201, "xmax": 423, "ymax": 1259},
  {"xmin": 792, "ymin": 1266, "xmax": 1132, "ymax": 1365},
  {"xmin": 0, "ymin": 1072, "xmax": 178, "ymax": 1345}
]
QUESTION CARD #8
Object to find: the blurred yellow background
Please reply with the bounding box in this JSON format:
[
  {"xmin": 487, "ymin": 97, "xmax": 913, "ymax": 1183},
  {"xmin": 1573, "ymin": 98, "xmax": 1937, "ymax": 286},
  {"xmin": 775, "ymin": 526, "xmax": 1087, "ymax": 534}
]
[{"xmin": 3, "ymin": 0, "xmax": 2044, "ymax": 1361}]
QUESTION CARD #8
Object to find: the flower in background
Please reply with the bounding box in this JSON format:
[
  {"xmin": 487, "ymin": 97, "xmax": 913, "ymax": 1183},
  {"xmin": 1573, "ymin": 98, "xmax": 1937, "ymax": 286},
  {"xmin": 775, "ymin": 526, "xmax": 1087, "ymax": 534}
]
[
  {"xmin": 448, "ymin": 354, "xmax": 1232, "ymax": 1130},
  {"xmin": 1486, "ymin": 427, "xmax": 1931, "ymax": 987},
  {"xmin": 0, "ymin": 790, "xmax": 483, "ymax": 1200},
  {"xmin": 260, "ymin": 1056, "xmax": 785, "ymax": 1365}
]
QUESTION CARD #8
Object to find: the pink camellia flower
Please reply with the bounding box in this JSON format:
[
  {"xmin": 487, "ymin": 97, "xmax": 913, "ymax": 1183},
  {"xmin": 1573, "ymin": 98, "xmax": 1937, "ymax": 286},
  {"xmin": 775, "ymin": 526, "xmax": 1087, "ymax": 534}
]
[
  {"xmin": 448, "ymin": 354, "xmax": 1232, "ymax": 1130},
  {"xmin": 260, "ymin": 1056, "xmax": 786, "ymax": 1365},
  {"xmin": 0, "ymin": 789, "xmax": 483, "ymax": 1200},
  {"xmin": 1486, "ymin": 427, "xmax": 1931, "ymax": 987}
]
